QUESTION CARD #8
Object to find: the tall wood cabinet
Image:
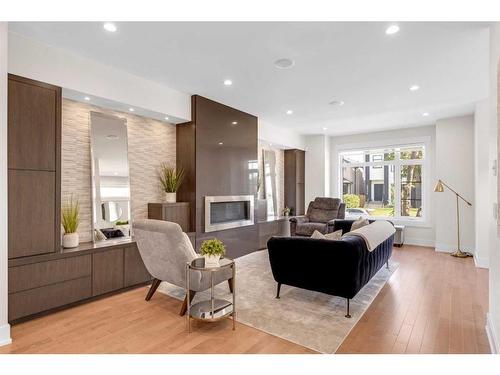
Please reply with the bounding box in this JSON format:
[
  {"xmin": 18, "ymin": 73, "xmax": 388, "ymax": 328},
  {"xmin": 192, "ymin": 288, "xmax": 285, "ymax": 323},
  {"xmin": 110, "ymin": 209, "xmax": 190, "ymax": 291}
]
[
  {"xmin": 7, "ymin": 74, "xmax": 61, "ymax": 259},
  {"xmin": 284, "ymin": 149, "xmax": 305, "ymax": 216}
]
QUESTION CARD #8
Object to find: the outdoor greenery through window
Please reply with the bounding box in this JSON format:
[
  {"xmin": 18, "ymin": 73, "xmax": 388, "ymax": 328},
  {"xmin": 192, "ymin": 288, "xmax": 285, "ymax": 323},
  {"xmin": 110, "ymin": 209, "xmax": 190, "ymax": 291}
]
[{"xmin": 340, "ymin": 144, "xmax": 424, "ymax": 220}]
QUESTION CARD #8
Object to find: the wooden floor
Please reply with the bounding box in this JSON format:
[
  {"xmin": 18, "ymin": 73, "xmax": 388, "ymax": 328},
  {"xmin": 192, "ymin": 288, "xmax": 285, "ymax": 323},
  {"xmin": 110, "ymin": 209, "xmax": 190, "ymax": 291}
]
[{"xmin": 0, "ymin": 245, "xmax": 490, "ymax": 354}]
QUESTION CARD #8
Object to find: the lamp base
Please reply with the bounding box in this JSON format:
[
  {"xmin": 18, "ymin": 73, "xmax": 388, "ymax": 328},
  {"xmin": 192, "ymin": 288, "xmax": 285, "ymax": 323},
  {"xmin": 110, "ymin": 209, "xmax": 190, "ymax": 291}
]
[{"xmin": 450, "ymin": 250, "xmax": 473, "ymax": 258}]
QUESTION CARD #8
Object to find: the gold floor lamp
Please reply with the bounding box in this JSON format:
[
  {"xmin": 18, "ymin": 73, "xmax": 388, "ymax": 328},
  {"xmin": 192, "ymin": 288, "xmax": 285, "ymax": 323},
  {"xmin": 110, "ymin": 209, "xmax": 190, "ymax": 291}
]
[{"xmin": 433, "ymin": 179, "xmax": 473, "ymax": 258}]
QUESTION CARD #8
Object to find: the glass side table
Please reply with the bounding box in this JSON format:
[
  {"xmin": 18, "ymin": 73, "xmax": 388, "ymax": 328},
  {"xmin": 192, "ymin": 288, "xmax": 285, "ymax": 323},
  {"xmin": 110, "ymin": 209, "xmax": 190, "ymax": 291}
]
[{"xmin": 185, "ymin": 257, "xmax": 236, "ymax": 333}]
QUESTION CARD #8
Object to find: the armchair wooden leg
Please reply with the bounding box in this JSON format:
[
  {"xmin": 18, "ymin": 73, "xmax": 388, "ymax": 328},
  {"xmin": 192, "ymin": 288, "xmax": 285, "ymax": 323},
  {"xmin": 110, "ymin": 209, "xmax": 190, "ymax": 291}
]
[
  {"xmin": 228, "ymin": 278, "xmax": 234, "ymax": 293},
  {"xmin": 179, "ymin": 290, "xmax": 196, "ymax": 316},
  {"xmin": 276, "ymin": 282, "xmax": 282, "ymax": 299},
  {"xmin": 145, "ymin": 278, "xmax": 162, "ymax": 301},
  {"xmin": 345, "ymin": 298, "xmax": 351, "ymax": 318}
]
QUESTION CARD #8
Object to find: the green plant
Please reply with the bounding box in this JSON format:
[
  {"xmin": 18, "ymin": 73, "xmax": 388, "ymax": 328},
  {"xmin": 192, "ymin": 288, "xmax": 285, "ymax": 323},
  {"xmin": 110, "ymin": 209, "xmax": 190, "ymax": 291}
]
[
  {"xmin": 343, "ymin": 194, "xmax": 360, "ymax": 208},
  {"xmin": 283, "ymin": 207, "xmax": 291, "ymax": 215},
  {"xmin": 200, "ymin": 239, "xmax": 226, "ymax": 257},
  {"xmin": 61, "ymin": 195, "xmax": 80, "ymax": 234},
  {"xmin": 115, "ymin": 220, "xmax": 129, "ymax": 226},
  {"xmin": 159, "ymin": 163, "xmax": 185, "ymax": 193}
]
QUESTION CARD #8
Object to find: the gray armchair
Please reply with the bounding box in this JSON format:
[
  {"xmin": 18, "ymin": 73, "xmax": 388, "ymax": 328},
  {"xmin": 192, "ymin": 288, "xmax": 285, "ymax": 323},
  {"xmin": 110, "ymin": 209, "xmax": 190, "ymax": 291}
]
[
  {"xmin": 133, "ymin": 219, "xmax": 233, "ymax": 315},
  {"xmin": 290, "ymin": 197, "xmax": 346, "ymax": 236}
]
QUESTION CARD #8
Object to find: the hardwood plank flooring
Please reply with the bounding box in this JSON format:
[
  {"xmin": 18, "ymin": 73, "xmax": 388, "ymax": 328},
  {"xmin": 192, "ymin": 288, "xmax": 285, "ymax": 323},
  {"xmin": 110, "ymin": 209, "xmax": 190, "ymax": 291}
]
[{"xmin": 0, "ymin": 245, "xmax": 490, "ymax": 354}]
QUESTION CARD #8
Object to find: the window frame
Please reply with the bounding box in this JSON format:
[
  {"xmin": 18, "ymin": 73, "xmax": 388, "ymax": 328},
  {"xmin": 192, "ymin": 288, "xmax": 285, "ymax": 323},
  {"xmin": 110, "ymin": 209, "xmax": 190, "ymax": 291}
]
[{"xmin": 338, "ymin": 141, "xmax": 428, "ymax": 224}]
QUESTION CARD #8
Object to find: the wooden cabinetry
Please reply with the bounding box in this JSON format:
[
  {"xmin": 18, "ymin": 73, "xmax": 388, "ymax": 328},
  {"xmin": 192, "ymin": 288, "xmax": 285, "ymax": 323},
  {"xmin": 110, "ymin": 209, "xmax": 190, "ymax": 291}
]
[
  {"xmin": 8, "ymin": 241, "xmax": 151, "ymax": 323},
  {"xmin": 7, "ymin": 74, "xmax": 61, "ymax": 259},
  {"xmin": 148, "ymin": 202, "xmax": 190, "ymax": 232},
  {"xmin": 284, "ymin": 149, "xmax": 306, "ymax": 216},
  {"xmin": 92, "ymin": 248, "xmax": 124, "ymax": 296}
]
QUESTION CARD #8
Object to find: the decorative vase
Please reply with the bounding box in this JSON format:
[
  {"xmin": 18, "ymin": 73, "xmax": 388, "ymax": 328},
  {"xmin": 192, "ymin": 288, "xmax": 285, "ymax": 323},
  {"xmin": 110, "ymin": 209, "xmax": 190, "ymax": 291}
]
[
  {"xmin": 63, "ymin": 232, "xmax": 79, "ymax": 248},
  {"xmin": 165, "ymin": 192, "xmax": 176, "ymax": 203},
  {"xmin": 203, "ymin": 254, "xmax": 221, "ymax": 268}
]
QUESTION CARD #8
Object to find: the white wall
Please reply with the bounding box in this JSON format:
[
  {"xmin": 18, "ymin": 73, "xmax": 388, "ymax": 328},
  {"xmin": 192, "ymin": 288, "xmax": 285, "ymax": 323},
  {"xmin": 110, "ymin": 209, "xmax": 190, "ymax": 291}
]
[
  {"xmin": 305, "ymin": 135, "xmax": 330, "ymax": 205},
  {"xmin": 258, "ymin": 120, "xmax": 306, "ymax": 150},
  {"xmin": 329, "ymin": 125, "xmax": 436, "ymax": 247},
  {"xmin": 474, "ymin": 100, "xmax": 492, "ymax": 268},
  {"xmin": 0, "ymin": 22, "xmax": 11, "ymax": 347},
  {"xmin": 487, "ymin": 22, "xmax": 500, "ymax": 355},
  {"xmin": 8, "ymin": 32, "xmax": 191, "ymax": 122},
  {"xmin": 434, "ymin": 115, "xmax": 475, "ymax": 253}
]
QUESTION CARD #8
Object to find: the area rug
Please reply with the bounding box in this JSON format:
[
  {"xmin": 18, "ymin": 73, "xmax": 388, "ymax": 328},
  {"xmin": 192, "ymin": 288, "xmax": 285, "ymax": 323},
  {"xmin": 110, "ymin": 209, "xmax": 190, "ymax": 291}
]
[{"xmin": 158, "ymin": 250, "xmax": 398, "ymax": 353}]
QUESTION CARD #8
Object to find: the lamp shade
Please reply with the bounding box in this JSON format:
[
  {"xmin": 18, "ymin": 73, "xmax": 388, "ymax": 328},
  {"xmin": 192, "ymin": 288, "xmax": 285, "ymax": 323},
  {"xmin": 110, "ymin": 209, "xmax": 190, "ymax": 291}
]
[{"xmin": 434, "ymin": 180, "xmax": 444, "ymax": 192}]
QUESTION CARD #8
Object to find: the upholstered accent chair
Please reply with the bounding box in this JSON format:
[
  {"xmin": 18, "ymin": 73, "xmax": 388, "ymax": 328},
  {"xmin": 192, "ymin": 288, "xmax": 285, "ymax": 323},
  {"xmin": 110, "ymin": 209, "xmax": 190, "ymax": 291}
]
[
  {"xmin": 133, "ymin": 219, "xmax": 234, "ymax": 315},
  {"xmin": 289, "ymin": 197, "xmax": 346, "ymax": 236}
]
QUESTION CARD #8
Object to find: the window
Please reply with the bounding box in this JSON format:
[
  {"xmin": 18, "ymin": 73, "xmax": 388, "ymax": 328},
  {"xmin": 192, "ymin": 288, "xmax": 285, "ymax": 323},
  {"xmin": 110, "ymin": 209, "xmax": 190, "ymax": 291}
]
[{"xmin": 340, "ymin": 144, "xmax": 425, "ymax": 220}]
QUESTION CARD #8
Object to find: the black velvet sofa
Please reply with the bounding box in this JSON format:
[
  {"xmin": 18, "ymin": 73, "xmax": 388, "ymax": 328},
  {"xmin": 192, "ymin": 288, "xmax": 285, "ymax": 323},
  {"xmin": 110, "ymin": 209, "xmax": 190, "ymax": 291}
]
[{"xmin": 267, "ymin": 219, "xmax": 394, "ymax": 318}]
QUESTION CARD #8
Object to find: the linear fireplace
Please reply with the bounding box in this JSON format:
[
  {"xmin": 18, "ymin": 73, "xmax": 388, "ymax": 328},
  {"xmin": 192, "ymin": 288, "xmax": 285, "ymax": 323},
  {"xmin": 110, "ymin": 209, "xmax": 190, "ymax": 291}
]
[{"xmin": 204, "ymin": 195, "xmax": 255, "ymax": 233}]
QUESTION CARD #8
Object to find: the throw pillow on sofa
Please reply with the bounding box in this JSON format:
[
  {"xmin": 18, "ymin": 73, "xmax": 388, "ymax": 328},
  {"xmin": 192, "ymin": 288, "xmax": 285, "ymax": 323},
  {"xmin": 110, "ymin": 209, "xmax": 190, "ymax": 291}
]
[
  {"xmin": 311, "ymin": 229, "xmax": 343, "ymax": 240},
  {"xmin": 351, "ymin": 217, "xmax": 370, "ymax": 231}
]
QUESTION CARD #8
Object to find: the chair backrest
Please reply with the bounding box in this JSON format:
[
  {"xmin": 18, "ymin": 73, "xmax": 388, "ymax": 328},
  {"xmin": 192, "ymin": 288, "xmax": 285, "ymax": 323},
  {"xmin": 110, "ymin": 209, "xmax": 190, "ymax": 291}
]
[
  {"xmin": 306, "ymin": 197, "xmax": 342, "ymax": 223},
  {"xmin": 133, "ymin": 219, "xmax": 197, "ymax": 287}
]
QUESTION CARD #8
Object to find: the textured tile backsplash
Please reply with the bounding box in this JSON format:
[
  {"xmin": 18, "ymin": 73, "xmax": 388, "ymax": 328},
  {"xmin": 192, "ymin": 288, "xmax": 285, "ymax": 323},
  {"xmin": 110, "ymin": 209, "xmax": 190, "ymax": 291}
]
[{"xmin": 61, "ymin": 99, "xmax": 176, "ymax": 242}]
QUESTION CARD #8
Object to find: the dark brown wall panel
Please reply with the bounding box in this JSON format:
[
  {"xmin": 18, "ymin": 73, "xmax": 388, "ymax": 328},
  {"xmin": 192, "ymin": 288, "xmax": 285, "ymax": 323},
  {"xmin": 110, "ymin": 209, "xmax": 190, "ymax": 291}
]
[
  {"xmin": 284, "ymin": 149, "xmax": 305, "ymax": 215},
  {"xmin": 8, "ymin": 170, "xmax": 56, "ymax": 258},
  {"xmin": 192, "ymin": 95, "xmax": 259, "ymax": 255},
  {"xmin": 176, "ymin": 121, "xmax": 196, "ymax": 231}
]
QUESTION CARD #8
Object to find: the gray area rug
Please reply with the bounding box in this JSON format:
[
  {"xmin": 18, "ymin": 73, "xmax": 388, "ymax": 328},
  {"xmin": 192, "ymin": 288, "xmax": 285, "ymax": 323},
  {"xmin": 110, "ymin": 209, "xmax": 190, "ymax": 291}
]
[{"xmin": 158, "ymin": 250, "xmax": 398, "ymax": 353}]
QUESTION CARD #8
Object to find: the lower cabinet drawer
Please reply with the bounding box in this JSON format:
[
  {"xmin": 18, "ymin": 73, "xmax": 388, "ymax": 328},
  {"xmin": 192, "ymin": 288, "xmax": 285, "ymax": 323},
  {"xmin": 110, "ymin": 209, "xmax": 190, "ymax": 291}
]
[
  {"xmin": 92, "ymin": 248, "xmax": 124, "ymax": 296},
  {"xmin": 124, "ymin": 246, "xmax": 151, "ymax": 288},
  {"xmin": 9, "ymin": 255, "xmax": 91, "ymax": 294},
  {"xmin": 9, "ymin": 276, "xmax": 92, "ymax": 321}
]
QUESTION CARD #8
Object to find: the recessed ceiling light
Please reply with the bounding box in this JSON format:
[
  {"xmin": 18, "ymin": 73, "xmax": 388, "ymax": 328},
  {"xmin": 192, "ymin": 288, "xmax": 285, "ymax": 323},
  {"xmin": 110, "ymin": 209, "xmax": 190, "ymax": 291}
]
[
  {"xmin": 231, "ymin": 121, "xmax": 238, "ymax": 125},
  {"xmin": 223, "ymin": 79, "xmax": 233, "ymax": 86},
  {"xmin": 218, "ymin": 142, "xmax": 224, "ymax": 145},
  {"xmin": 322, "ymin": 127, "xmax": 328, "ymax": 130},
  {"xmin": 422, "ymin": 112, "xmax": 430, "ymax": 117},
  {"xmin": 129, "ymin": 108, "xmax": 135, "ymax": 112},
  {"xmin": 329, "ymin": 100, "xmax": 345, "ymax": 106},
  {"xmin": 103, "ymin": 22, "xmax": 117, "ymax": 32},
  {"xmin": 385, "ymin": 25, "xmax": 400, "ymax": 35},
  {"xmin": 409, "ymin": 85, "xmax": 420, "ymax": 91},
  {"xmin": 286, "ymin": 110, "xmax": 293, "ymax": 115},
  {"xmin": 84, "ymin": 96, "xmax": 90, "ymax": 101},
  {"xmin": 274, "ymin": 58, "xmax": 295, "ymax": 69},
  {"xmin": 164, "ymin": 116, "xmax": 169, "ymax": 120},
  {"xmin": 113, "ymin": 172, "xmax": 119, "ymax": 176}
]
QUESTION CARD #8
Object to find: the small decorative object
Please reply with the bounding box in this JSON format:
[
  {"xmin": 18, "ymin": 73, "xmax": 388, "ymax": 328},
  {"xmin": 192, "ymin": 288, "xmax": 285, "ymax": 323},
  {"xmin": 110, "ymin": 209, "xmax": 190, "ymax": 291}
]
[
  {"xmin": 159, "ymin": 163, "xmax": 185, "ymax": 203},
  {"xmin": 283, "ymin": 206, "xmax": 291, "ymax": 216},
  {"xmin": 200, "ymin": 238, "xmax": 226, "ymax": 268},
  {"xmin": 61, "ymin": 195, "xmax": 80, "ymax": 248}
]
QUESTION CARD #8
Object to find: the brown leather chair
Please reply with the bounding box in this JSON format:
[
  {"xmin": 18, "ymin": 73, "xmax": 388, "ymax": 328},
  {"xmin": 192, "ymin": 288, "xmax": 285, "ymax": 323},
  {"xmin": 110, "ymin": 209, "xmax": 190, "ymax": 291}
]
[{"xmin": 289, "ymin": 197, "xmax": 346, "ymax": 236}]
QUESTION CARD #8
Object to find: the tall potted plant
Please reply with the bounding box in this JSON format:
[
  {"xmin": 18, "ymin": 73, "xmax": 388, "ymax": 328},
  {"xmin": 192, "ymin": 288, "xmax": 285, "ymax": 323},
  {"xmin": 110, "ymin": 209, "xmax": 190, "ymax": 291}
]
[
  {"xmin": 159, "ymin": 163, "xmax": 185, "ymax": 203},
  {"xmin": 61, "ymin": 195, "xmax": 80, "ymax": 248},
  {"xmin": 200, "ymin": 238, "xmax": 226, "ymax": 268}
]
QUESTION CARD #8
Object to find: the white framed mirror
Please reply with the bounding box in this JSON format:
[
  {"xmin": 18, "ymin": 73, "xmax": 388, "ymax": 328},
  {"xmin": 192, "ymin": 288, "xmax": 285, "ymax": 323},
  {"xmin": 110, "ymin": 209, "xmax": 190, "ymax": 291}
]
[{"xmin": 90, "ymin": 112, "xmax": 131, "ymax": 242}]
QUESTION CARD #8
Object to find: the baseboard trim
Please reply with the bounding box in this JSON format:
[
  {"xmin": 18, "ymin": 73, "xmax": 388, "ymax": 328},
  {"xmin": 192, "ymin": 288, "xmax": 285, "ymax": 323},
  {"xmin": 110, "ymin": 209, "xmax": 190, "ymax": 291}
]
[
  {"xmin": 486, "ymin": 313, "xmax": 499, "ymax": 354},
  {"xmin": 474, "ymin": 253, "xmax": 489, "ymax": 269},
  {"xmin": 404, "ymin": 237, "xmax": 434, "ymax": 247},
  {"xmin": 434, "ymin": 242, "xmax": 475, "ymax": 254},
  {"xmin": 0, "ymin": 323, "xmax": 11, "ymax": 347}
]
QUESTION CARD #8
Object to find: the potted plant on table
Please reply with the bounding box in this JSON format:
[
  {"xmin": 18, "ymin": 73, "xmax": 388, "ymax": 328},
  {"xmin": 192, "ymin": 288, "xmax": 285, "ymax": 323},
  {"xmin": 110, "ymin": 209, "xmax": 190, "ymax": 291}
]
[
  {"xmin": 61, "ymin": 195, "xmax": 80, "ymax": 248},
  {"xmin": 283, "ymin": 206, "xmax": 291, "ymax": 217},
  {"xmin": 200, "ymin": 238, "xmax": 226, "ymax": 268},
  {"xmin": 159, "ymin": 163, "xmax": 185, "ymax": 203}
]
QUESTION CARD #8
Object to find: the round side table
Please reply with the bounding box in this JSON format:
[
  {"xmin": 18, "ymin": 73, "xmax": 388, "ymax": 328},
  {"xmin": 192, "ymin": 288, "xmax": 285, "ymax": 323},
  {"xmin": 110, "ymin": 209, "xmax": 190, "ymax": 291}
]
[{"xmin": 185, "ymin": 257, "xmax": 236, "ymax": 333}]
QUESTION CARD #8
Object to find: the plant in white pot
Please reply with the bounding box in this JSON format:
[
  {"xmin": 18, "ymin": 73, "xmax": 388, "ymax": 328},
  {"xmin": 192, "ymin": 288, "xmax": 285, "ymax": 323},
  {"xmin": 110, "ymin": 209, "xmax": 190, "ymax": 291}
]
[
  {"xmin": 61, "ymin": 195, "xmax": 80, "ymax": 248},
  {"xmin": 200, "ymin": 238, "xmax": 226, "ymax": 268},
  {"xmin": 159, "ymin": 163, "xmax": 185, "ymax": 203}
]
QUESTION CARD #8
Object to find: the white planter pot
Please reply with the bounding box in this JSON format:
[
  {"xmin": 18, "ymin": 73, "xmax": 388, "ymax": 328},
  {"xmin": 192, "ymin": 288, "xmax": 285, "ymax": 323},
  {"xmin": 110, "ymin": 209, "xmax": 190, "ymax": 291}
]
[
  {"xmin": 203, "ymin": 254, "xmax": 221, "ymax": 268},
  {"xmin": 63, "ymin": 233, "xmax": 79, "ymax": 248},
  {"xmin": 165, "ymin": 192, "xmax": 177, "ymax": 203}
]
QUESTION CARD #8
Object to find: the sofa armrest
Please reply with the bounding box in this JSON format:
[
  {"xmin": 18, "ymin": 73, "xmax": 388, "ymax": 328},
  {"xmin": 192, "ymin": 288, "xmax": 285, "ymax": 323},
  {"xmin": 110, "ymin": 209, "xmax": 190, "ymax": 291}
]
[{"xmin": 289, "ymin": 215, "xmax": 309, "ymax": 224}]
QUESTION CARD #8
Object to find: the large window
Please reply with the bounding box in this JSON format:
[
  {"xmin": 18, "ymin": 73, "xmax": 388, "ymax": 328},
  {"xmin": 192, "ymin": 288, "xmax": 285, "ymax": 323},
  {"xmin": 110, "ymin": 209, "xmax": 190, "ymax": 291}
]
[{"xmin": 340, "ymin": 144, "xmax": 425, "ymax": 220}]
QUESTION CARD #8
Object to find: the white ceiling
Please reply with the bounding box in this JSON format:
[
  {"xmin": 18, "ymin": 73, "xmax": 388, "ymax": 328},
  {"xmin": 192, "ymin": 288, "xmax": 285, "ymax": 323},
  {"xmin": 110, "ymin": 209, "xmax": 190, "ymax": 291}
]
[{"xmin": 9, "ymin": 22, "xmax": 490, "ymax": 136}]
